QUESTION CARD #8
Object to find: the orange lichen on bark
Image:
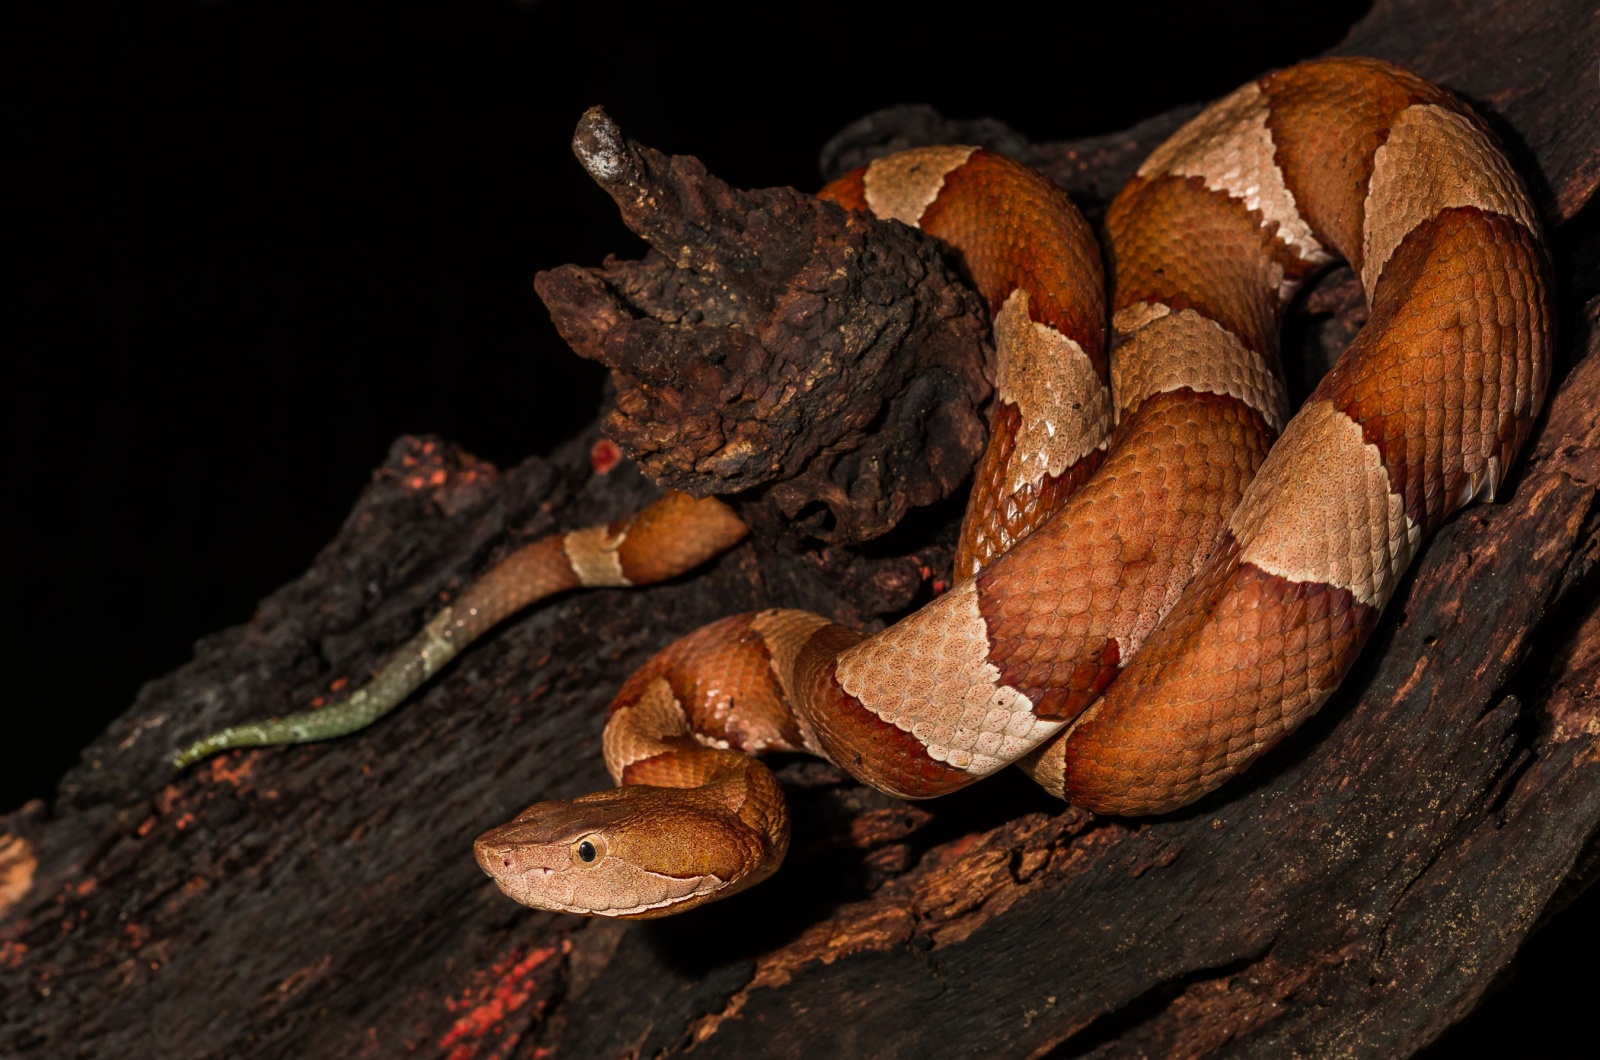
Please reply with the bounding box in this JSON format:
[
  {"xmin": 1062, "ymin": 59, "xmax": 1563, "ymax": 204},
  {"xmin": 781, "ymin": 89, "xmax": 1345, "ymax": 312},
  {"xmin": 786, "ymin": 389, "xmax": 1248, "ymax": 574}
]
[
  {"xmin": 437, "ymin": 944, "xmax": 561, "ymax": 1060},
  {"xmin": 0, "ymin": 836, "xmax": 36, "ymax": 919},
  {"xmin": 589, "ymin": 437, "xmax": 622, "ymax": 474},
  {"xmin": 206, "ymin": 752, "xmax": 258, "ymax": 789}
]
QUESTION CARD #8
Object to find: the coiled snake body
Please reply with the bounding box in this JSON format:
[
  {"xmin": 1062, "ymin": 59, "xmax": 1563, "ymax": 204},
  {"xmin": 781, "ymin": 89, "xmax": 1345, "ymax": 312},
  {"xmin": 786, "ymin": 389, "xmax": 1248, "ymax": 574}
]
[{"xmin": 176, "ymin": 58, "xmax": 1553, "ymax": 919}]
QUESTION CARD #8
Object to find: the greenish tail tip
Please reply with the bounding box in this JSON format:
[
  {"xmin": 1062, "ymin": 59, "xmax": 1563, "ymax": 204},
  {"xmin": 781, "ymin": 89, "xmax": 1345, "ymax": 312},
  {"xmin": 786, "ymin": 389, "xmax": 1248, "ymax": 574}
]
[
  {"xmin": 173, "ymin": 727, "xmax": 260, "ymax": 770},
  {"xmin": 171, "ymin": 687, "xmax": 390, "ymax": 771}
]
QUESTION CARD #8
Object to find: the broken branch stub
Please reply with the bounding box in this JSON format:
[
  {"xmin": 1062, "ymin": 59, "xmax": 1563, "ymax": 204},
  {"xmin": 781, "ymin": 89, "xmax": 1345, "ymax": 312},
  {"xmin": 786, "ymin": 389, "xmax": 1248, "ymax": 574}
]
[{"xmin": 535, "ymin": 106, "xmax": 993, "ymax": 545}]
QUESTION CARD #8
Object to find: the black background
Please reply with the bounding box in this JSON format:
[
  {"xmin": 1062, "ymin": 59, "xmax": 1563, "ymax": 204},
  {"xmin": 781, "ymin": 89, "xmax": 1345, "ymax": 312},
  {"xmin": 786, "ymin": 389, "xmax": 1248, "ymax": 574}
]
[{"xmin": 7, "ymin": 1, "xmax": 1593, "ymax": 1053}]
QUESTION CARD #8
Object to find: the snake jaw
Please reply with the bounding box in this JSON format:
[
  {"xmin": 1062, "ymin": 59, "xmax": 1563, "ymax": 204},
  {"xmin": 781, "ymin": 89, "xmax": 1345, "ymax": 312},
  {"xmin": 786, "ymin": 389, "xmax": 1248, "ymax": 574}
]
[{"xmin": 473, "ymin": 787, "xmax": 769, "ymax": 918}]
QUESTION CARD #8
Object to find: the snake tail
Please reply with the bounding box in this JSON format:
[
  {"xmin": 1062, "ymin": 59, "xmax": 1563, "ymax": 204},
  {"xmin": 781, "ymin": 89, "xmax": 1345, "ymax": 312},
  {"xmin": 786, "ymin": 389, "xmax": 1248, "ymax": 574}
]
[{"xmin": 172, "ymin": 492, "xmax": 747, "ymax": 768}]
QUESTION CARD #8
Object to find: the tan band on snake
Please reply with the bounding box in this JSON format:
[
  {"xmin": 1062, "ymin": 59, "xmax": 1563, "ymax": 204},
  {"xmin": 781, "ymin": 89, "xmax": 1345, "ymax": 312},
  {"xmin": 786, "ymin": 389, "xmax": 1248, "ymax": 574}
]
[{"xmin": 474, "ymin": 58, "xmax": 1551, "ymax": 918}]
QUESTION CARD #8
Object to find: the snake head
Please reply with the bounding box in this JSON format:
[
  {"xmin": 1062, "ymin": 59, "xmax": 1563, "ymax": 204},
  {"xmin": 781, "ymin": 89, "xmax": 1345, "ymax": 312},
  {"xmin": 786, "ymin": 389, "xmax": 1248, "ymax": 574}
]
[{"xmin": 473, "ymin": 785, "xmax": 781, "ymax": 918}]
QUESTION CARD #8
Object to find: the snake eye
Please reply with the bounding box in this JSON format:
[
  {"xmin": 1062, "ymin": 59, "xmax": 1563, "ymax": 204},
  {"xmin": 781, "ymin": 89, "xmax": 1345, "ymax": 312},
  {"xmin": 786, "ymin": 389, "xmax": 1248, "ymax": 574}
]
[{"xmin": 575, "ymin": 837, "xmax": 601, "ymax": 863}]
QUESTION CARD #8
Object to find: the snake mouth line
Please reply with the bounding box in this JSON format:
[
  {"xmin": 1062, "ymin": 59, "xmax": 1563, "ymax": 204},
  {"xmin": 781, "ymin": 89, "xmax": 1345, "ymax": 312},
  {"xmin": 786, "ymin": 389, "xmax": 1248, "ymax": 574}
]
[
  {"xmin": 473, "ymin": 840, "xmax": 557, "ymax": 881},
  {"xmin": 481, "ymin": 858, "xmax": 554, "ymax": 876}
]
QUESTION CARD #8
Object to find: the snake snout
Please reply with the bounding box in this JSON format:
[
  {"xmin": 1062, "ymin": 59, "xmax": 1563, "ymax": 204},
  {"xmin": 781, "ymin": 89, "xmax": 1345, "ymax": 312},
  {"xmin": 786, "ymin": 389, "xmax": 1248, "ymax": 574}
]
[
  {"xmin": 471, "ymin": 798, "xmax": 633, "ymax": 912},
  {"xmin": 472, "ymin": 834, "xmax": 521, "ymax": 877},
  {"xmin": 473, "ymin": 813, "xmax": 558, "ymax": 881}
]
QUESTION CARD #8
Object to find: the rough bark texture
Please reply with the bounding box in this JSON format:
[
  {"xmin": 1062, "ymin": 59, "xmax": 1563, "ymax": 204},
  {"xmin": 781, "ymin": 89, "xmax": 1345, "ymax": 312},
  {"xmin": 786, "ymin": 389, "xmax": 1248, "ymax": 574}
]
[
  {"xmin": 536, "ymin": 108, "xmax": 993, "ymax": 548},
  {"xmin": 3, "ymin": 1, "xmax": 1597, "ymax": 1057}
]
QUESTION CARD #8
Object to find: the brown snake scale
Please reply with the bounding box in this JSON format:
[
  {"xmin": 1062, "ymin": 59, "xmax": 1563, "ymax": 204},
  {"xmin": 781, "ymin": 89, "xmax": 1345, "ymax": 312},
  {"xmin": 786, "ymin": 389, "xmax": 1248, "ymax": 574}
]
[{"xmin": 174, "ymin": 58, "xmax": 1553, "ymax": 918}]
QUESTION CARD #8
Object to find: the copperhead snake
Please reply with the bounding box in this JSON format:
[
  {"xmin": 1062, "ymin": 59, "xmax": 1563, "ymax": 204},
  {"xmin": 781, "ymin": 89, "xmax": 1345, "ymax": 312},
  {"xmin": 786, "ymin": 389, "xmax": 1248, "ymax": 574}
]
[{"xmin": 174, "ymin": 58, "xmax": 1553, "ymax": 920}]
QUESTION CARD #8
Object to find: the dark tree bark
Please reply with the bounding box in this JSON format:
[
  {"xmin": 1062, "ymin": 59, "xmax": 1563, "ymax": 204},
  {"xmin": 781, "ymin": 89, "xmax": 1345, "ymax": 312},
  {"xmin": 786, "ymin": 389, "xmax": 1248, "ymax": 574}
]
[
  {"xmin": 3, "ymin": 1, "xmax": 1597, "ymax": 1057},
  {"xmin": 536, "ymin": 108, "xmax": 993, "ymax": 550}
]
